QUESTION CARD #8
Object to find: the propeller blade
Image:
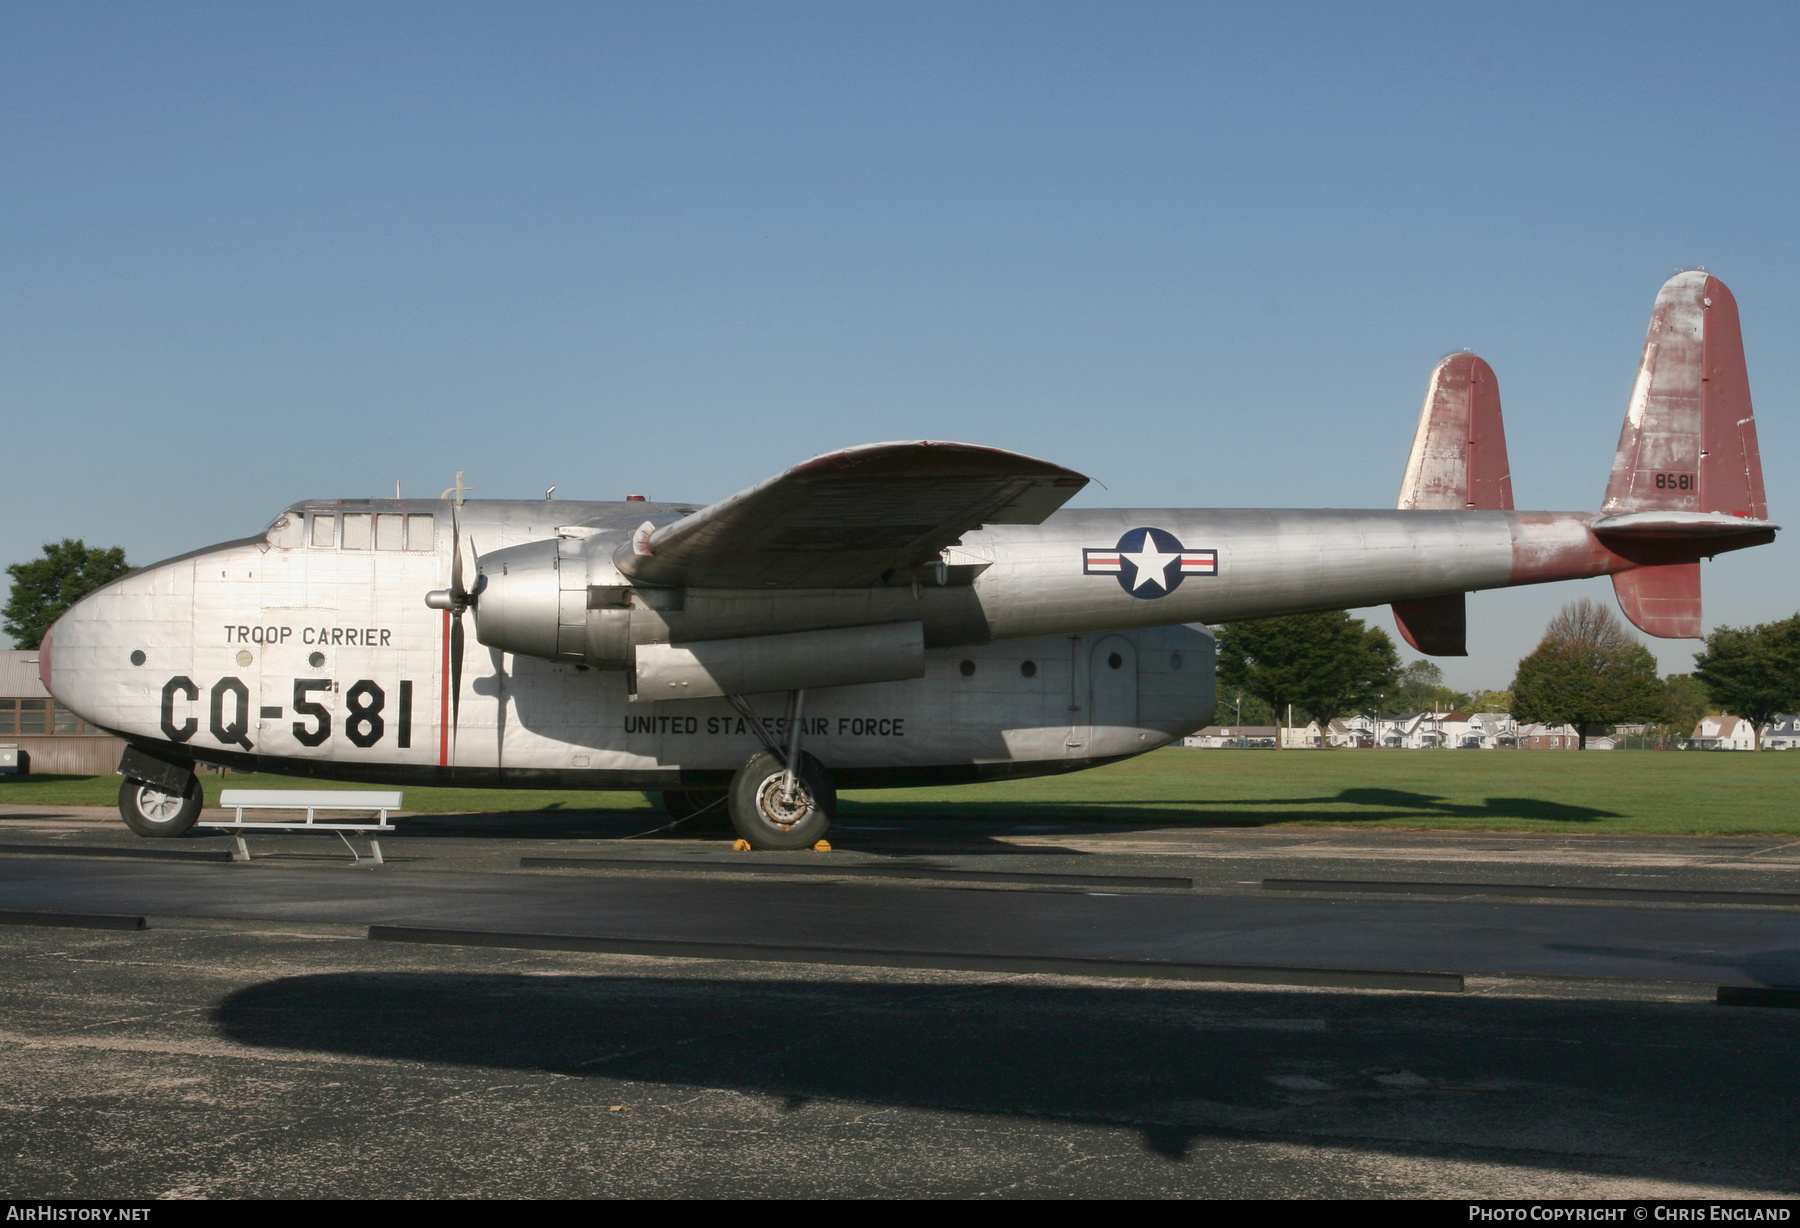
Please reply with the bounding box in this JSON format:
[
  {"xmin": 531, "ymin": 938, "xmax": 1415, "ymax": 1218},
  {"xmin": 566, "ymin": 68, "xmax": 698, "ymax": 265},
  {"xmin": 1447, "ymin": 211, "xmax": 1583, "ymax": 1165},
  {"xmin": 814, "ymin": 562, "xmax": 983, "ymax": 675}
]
[
  {"xmin": 440, "ymin": 490, "xmax": 481, "ymax": 767},
  {"xmin": 449, "ymin": 609, "xmax": 464, "ymax": 763},
  {"xmin": 450, "ymin": 500, "xmax": 465, "ymax": 600}
]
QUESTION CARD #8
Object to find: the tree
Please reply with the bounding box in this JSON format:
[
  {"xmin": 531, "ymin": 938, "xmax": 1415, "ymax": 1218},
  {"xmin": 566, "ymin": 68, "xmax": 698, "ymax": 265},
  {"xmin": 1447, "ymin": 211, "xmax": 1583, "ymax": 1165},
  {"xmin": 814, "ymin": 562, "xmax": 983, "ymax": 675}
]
[
  {"xmin": 1510, "ymin": 599, "xmax": 1665, "ymax": 748},
  {"xmin": 1391, "ymin": 659, "xmax": 1473, "ymax": 714},
  {"xmin": 4, "ymin": 540, "xmax": 133, "ymax": 649},
  {"xmin": 1468, "ymin": 689, "xmax": 1514, "ymax": 714},
  {"xmin": 1214, "ymin": 611, "xmax": 1400, "ymax": 746},
  {"xmin": 1217, "ymin": 691, "xmax": 1276, "ymax": 727},
  {"xmin": 1692, "ymin": 615, "xmax": 1800, "ymax": 750},
  {"xmin": 1658, "ymin": 673, "xmax": 1712, "ymax": 747}
]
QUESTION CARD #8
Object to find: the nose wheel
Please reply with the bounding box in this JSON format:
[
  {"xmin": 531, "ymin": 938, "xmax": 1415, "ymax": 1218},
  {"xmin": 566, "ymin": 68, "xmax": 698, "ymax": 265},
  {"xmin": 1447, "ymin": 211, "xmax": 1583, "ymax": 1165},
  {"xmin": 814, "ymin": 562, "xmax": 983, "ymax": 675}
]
[
  {"xmin": 727, "ymin": 750, "xmax": 835, "ymax": 850},
  {"xmin": 119, "ymin": 773, "xmax": 203, "ymax": 838}
]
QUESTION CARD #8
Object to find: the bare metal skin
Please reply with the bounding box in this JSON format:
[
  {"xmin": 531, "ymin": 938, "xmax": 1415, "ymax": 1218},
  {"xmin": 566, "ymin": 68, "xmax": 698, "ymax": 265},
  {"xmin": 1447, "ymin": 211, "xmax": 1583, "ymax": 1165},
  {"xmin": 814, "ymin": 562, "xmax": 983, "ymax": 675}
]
[{"xmin": 42, "ymin": 272, "xmax": 1775, "ymax": 843}]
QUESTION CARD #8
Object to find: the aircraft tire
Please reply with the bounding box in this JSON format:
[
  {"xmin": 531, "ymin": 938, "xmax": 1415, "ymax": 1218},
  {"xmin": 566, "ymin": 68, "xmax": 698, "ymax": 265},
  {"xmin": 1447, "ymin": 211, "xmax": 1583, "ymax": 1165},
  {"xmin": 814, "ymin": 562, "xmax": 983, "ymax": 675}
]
[
  {"xmin": 727, "ymin": 751, "xmax": 834, "ymax": 850},
  {"xmin": 118, "ymin": 774, "xmax": 203, "ymax": 838},
  {"xmin": 657, "ymin": 790, "xmax": 732, "ymax": 831}
]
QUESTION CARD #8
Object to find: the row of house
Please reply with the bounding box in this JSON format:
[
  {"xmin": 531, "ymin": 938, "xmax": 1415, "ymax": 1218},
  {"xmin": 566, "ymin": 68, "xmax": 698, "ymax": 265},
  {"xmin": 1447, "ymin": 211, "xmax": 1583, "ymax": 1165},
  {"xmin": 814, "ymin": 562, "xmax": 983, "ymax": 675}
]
[
  {"xmin": 1184, "ymin": 710, "xmax": 1800, "ymax": 750},
  {"xmin": 1183, "ymin": 711, "xmax": 1579, "ymax": 750},
  {"xmin": 1183, "ymin": 712, "xmax": 1567, "ymax": 749}
]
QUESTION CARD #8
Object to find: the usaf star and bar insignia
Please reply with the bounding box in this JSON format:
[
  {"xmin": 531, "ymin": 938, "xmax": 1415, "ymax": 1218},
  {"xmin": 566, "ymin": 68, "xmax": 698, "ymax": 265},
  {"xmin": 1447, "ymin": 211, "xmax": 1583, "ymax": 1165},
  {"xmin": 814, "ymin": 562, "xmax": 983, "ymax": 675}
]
[{"xmin": 1083, "ymin": 527, "xmax": 1217, "ymax": 600}]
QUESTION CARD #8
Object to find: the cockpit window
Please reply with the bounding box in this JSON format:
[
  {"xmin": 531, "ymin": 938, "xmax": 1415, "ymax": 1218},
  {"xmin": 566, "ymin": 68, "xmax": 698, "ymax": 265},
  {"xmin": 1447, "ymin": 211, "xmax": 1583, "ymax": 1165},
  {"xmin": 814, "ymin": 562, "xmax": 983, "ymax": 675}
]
[
  {"xmin": 266, "ymin": 512, "xmax": 304, "ymax": 549},
  {"xmin": 303, "ymin": 509, "xmax": 432, "ymax": 550}
]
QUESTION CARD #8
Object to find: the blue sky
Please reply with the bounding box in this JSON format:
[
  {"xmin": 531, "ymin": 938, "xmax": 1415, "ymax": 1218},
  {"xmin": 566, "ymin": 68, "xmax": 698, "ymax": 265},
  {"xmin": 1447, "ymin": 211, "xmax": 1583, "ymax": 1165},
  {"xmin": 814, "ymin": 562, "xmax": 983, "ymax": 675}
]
[{"xmin": 4, "ymin": 2, "xmax": 1796, "ymax": 689}]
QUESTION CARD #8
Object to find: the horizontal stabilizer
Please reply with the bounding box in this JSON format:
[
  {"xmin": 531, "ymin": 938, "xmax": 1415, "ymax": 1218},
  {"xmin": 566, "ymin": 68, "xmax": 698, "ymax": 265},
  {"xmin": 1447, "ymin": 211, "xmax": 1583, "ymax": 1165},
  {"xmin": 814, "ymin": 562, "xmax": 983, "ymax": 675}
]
[
  {"xmin": 617, "ymin": 441, "xmax": 1088, "ymax": 589},
  {"xmin": 1392, "ymin": 593, "xmax": 1467, "ymax": 657},
  {"xmin": 1591, "ymin": 510, "xmax": 1779, "ymax": 539}
]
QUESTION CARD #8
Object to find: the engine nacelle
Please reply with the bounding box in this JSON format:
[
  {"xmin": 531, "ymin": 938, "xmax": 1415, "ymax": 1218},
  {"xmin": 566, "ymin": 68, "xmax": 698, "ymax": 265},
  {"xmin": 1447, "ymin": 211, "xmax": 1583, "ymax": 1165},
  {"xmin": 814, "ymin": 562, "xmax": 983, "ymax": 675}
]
[
  {"xmin": 473, "ymin": 534, "xmax": 938, "ymax": 699},
  {"xmin": 472, "ymin": 537, "xmax": 632, "ymax": 669}
]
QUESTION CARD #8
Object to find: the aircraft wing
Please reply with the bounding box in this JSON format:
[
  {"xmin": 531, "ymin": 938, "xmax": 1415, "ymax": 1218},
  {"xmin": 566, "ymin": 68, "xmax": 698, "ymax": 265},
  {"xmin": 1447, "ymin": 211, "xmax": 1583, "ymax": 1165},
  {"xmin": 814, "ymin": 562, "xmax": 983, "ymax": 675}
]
[{"xmin": 616, "ymin": 441, "xmax": 1088, "ymax": 589}]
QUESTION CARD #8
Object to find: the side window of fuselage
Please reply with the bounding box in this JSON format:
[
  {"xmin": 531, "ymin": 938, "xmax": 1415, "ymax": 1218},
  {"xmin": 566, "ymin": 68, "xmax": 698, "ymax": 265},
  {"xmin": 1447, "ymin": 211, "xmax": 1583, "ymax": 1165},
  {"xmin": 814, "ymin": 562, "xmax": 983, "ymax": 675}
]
[
  {"xmin": 375, "ymin": 513, "xmax": 404, "ymax": 551},
  {"xmin": 304, "ymin": 511, "xmax": 432, "ymax": 550},
  {"xmin": 342, "ymin": 513, "xmax": 372, "ymax": 550}
]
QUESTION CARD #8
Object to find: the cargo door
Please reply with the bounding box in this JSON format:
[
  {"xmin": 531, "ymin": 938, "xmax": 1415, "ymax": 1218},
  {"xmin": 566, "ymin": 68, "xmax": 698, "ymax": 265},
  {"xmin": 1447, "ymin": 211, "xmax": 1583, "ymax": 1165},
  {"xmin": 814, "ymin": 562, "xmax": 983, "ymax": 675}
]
[{"xmin": 1089, "ymin": 635, "xmax": 1138, "ymax": 731}]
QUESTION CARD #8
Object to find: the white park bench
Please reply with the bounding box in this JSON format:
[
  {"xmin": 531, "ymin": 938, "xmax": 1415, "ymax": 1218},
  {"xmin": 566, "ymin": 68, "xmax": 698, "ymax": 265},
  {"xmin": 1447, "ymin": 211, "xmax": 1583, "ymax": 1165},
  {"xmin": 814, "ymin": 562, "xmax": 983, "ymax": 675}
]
[{"xmin": 207, "ymin": 789, "xmax": 403, "ymax": 866}]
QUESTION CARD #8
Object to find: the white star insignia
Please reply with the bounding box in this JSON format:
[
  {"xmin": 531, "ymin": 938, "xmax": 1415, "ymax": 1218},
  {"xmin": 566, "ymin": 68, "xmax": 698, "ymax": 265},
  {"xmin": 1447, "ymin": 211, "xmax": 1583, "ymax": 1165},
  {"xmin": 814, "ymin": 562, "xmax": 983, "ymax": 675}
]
[{"xmin": 1121, "ymin": 534, "xmax": 1177, "ymax": 592}]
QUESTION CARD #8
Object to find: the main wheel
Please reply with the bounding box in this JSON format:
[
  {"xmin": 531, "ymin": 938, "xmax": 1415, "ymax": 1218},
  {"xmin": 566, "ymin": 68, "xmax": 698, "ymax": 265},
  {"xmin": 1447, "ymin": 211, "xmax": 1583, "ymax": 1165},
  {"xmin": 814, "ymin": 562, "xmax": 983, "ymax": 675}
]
[
  {"xmin": 118, "ymin": 774, "xmax": 203, "ymax": 838},
  {"xmin": 656, "ymin": 789, "xmax": 732, "ymax": 830},
  {"xmin": 727, "ymin": 751, "xmax": 834, "ymax": 850}
]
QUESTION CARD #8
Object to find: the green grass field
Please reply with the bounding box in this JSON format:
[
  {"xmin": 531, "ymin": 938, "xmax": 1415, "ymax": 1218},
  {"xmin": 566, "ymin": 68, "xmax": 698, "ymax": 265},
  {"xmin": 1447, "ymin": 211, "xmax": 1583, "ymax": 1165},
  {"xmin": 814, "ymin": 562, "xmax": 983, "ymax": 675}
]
[
  {"xmin": 3, "ymin": 748, "xmax": 1796, "ymax": 836},
  {"xmin": 844, "ymin": 748, "xmax": 1800, "ymax": 836}
]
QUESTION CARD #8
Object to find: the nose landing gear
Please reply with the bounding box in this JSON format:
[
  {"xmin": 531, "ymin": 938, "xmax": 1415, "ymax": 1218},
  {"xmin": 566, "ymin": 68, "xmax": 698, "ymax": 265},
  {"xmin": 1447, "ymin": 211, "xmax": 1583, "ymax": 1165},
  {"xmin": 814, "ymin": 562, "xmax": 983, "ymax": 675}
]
[{"xmin": 119, "ymin": 774, "xmax": 203, "ymax": 838}]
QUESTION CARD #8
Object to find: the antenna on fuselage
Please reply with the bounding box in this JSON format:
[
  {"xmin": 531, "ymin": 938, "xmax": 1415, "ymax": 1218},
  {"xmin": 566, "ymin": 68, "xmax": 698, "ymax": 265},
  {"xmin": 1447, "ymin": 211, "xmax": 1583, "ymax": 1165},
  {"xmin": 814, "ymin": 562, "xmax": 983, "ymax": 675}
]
[
  {"xmin": 545, "ymin": 485, "xmax": 556, "ymax": 501},
  {"xmin": 439, "ymin": 472, "xmax": 475, "ymax": 506}
]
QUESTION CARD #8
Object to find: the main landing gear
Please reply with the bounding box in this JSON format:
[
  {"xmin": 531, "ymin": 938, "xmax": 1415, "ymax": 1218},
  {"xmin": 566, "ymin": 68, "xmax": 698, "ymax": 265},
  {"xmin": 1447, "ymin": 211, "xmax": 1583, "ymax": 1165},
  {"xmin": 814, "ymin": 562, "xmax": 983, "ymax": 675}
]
[{"xmin": 724, "ymin": 690, "xmax": 836, "ymax": 851}]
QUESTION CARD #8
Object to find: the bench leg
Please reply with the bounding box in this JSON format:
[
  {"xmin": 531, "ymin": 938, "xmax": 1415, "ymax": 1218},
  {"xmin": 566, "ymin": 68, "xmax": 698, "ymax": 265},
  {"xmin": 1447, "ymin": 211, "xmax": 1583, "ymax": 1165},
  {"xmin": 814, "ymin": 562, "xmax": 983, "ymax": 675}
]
[
  {"xmin": 231, "ymin": 836, "xmax": 251, "ymax": 863},
  {"xmin": 334, "ymin": 829, "xmax": 383, "ymax": 867}
]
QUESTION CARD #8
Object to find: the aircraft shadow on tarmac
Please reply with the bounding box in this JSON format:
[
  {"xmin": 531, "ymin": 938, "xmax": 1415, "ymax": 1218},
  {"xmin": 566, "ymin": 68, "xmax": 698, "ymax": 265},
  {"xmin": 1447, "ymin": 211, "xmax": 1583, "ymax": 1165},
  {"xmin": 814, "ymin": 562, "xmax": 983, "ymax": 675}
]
[
  {"xmin": 839, "ymin": 788, "xmax": 1620, "ymax": 829},
  {"xmin": 157, "ymin": 785, "xmax": 1616, "ymax": 847},
  {"xmin": 214, "ymin": 971, "xmax": 1797, "ymax": 1183}
]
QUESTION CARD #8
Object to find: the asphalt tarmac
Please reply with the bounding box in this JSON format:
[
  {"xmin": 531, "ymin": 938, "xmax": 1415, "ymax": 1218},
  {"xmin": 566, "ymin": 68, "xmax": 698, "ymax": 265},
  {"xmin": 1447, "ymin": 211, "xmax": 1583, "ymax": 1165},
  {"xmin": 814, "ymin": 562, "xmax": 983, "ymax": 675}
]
[{"xmin": 2, "ymin": 803, "xmax": 1799, "ymax": 1198}]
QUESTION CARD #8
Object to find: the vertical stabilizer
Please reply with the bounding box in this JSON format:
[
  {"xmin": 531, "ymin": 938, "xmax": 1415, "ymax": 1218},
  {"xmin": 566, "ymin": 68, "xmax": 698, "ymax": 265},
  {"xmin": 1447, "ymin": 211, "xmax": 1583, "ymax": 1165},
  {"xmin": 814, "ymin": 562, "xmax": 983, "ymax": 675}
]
[
  {"xmin": 1393, "ymin": 353, "xmax": 1509, "ymax": 655},
  {"xmin": 1604, "ymin": 272, "xmax": 1766, "ymax": 638},
  {"xmin": 1603, "ymin": 271, "xmax": 1765, "ymax": 519},
  {"xmin": 1397, "ymin": 353, "xmax": 1513, "ymax": 511}
]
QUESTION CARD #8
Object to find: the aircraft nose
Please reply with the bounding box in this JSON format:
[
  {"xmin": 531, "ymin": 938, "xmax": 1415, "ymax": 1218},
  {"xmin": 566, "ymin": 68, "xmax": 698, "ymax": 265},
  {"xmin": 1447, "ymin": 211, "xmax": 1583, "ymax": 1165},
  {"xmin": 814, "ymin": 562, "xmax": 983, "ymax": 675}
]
[{"xmin": 39, "ymin": 587, "xmax": 112, "ymax": 704}]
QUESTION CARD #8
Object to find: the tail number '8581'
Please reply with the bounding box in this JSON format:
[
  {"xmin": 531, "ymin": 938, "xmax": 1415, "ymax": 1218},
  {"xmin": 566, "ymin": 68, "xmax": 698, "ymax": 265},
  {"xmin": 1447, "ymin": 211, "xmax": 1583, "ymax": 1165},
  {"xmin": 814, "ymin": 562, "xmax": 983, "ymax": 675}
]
[{"xmin": 160, "ymin": 676, "xmax": 414, "ymax": 751}]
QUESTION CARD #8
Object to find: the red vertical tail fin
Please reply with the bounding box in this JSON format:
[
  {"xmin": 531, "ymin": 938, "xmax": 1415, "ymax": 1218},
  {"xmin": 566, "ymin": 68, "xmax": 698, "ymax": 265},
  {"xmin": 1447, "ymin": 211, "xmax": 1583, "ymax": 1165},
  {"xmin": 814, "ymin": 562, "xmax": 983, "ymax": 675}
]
[
  {"xmin": 1398, "ymin": 353, "xmax": 1514, "ymax": 512},
  {"xmin": 1393, "ymin": 353, "xmax": 1510, "ymax": 655},
  {"xmin": 1605, "ymin": 272, "xmax": 1766, "ymax": 638},
  {"xmin": 1604, "ymin": 271, "xmax": 1765, "ymax": 519}
]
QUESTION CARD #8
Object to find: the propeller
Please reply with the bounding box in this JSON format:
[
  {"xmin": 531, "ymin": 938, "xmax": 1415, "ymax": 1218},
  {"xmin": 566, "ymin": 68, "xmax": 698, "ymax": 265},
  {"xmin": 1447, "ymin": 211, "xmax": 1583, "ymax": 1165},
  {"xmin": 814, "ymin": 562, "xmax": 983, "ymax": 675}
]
[{"xmin": 424, "ymin": 480, "xmax": 485, "ymax": 763}]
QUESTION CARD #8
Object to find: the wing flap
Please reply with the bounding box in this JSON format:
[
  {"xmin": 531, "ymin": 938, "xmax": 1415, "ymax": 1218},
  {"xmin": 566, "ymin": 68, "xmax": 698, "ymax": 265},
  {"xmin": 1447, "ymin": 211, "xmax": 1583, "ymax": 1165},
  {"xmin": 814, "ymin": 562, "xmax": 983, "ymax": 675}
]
[{"xmin": 617, "ymin": 441, "xmax": 1087, "ymax": 589}]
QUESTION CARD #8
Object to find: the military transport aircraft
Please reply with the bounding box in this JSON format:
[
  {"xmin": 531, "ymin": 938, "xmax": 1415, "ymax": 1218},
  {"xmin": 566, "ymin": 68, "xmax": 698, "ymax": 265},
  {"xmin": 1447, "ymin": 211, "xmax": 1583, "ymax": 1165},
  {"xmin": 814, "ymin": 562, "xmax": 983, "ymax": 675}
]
[{"xmin": 41, "ymin": 271, "xmax": 1774, "ymax": 848}]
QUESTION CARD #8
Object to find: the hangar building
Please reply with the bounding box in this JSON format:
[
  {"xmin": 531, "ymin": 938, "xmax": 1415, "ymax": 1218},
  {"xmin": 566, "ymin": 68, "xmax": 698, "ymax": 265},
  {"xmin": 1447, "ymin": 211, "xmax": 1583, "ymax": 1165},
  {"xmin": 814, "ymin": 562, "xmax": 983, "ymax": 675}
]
[{"xmin": 0, "ymin": 649, "xmax": 124, "ymax": 775}]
